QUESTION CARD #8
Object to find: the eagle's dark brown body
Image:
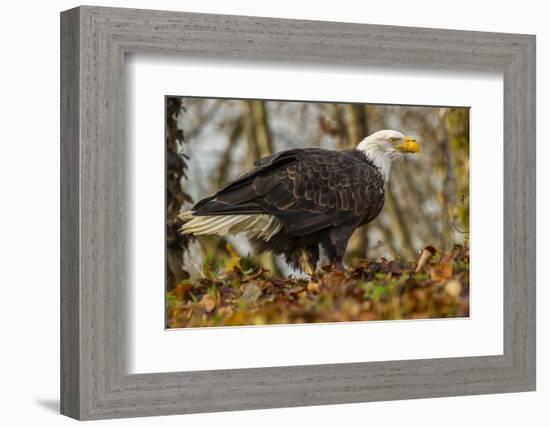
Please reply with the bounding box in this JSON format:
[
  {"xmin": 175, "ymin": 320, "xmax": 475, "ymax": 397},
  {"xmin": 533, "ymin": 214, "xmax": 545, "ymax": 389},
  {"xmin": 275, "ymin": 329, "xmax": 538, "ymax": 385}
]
[{"xmin": 190, "ymin": 148, "xmax": 385, "ymax": 270}]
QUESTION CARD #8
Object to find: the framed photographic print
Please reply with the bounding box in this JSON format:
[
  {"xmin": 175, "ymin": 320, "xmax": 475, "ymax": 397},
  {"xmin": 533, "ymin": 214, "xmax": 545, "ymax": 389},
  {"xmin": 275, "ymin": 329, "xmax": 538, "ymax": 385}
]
[
  {"xmin": 61, "ymin": 6, "xmax": 536, "ymax": 420},
  {"xmin": 164, "ymin": 96, "xmax": 469, "ymax": 329}
]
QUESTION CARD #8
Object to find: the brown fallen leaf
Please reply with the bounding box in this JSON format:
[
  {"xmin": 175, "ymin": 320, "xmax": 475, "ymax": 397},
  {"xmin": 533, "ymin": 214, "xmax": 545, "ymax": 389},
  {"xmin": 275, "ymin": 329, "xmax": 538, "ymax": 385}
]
[
  {"xmin": 199, "ymin": 294, "xmax": 216, "ymax": 312},
  {"xmin": 217, "ymin": 306, "xmax": 234, "ymax": 318},
  {"xmin": 430, "ymin": 264, "xmax": 452, "ymax": 282},
  {"xmin": 286, "ymin": 284, "xmax": 306, "ymax": 295},
  {"xmin": 430, "ymin": 253, "xmax": 453, "ymax": 281},
  {"xmin": 173, "ymin": 283, "xmax": 193, "ymax": 300},
  {"xmin": 321, "ymin": 271, "xmax": 348, "ymax": 289},
  {"xmin": 241, "ymin": 283, "xmax": 262, "ymax": 303},
  {"xmin": 307, "ymin": 281, "xmax": 320, "ymax": 293}
]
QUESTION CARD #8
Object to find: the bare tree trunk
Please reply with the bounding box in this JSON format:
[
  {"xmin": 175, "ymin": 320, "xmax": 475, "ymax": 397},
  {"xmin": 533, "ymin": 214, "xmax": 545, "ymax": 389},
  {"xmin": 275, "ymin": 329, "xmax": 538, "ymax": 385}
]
[
  {"xmin": 445, "ymin": 108, "xmax": 470, "ymax": 246},
  {"xmin": 384, "ymin": 182, "xmax": 417, "ymax": 260},
  {"xmin": 372, "ymin": 221, "xmax": 399, "ymax": 259},
  {"xmin": 249, "ymin": 100, "xmax": 273, "ymax": 158},
  {"xmin": 243, "ymin": 100, "xmax": 273, "ymax": 168},
  {"xmin": 343, "ymin": 104, "xmax": 367, "ymax": 148},
  {"xmin": 332, "ymin": 104, "xmax": 349, "ymax": 148},
  {"xmin": 440, "ymin": 122, "xmax": 455, "ymax": 250},
  {"xmin": 216, "ymin": 118, "xmax": 242, "ymax": 188},
  {"xmin": 397, "ymin": 165, "xmax": 440, "ymax": 242},
  {"xmin": 342, "ymin": 104, "xmax": 370, "ymax": 263},
  {"xmin": 241, "ymin": 101, "xmax": 280, "ymax": 275}
]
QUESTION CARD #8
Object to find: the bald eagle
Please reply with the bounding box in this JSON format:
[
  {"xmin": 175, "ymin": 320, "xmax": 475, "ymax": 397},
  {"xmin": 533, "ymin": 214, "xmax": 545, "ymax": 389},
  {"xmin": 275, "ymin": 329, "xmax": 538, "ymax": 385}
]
[{"xmin": 180, "ymin": 130, "xmax": 420, "ymax": 272}]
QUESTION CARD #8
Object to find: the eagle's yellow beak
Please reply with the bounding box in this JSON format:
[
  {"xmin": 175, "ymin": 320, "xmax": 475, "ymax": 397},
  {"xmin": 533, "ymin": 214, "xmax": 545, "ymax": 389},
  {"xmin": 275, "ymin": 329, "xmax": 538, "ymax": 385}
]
[{"xmin": 395, "ymin": 136, "xmax": 420, "ymax": 154}]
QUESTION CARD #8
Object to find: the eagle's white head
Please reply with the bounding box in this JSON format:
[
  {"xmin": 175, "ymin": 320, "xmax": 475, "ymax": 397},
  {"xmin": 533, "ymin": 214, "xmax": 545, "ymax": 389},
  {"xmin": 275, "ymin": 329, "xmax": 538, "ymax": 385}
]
[{"xmin": 356, "ymin": 129, "xmax": 420, "ymax": 181}]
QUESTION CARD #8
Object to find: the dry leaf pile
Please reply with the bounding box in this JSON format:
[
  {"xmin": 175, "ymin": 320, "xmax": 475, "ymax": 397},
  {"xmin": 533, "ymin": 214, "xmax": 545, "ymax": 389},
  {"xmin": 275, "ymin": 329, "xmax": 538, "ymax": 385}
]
[{"xmin": 166, "ymin": 245, "xmax": 469, "ymax": 328}]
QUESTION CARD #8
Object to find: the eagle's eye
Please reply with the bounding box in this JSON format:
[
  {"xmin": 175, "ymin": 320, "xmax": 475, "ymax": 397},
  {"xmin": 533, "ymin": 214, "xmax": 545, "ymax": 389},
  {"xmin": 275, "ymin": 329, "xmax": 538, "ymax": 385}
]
[{"xmin": 389, "ymin": 137, "xmax": 399, "ymax": 144}]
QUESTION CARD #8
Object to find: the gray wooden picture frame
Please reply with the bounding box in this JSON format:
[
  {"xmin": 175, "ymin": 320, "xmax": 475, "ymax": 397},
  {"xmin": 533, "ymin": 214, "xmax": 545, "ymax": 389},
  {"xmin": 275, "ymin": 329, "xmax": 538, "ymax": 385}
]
[{"xmin": 60, "ymin": 5, "xmax": 536, "ymax": 420}]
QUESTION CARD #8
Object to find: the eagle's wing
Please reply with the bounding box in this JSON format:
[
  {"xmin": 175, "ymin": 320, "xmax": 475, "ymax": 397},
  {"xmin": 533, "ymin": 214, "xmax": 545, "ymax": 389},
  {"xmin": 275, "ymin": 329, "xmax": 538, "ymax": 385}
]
[{"xmin": 192, "ymin": 149, "xmax": 384, "ymax": 236}]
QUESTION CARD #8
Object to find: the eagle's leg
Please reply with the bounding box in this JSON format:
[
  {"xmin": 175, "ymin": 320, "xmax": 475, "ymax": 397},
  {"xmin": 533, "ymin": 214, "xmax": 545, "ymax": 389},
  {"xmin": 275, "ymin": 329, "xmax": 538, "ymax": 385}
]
[{"xmin": 324, "ymin": 224, "xmax": 357, "ymax": 271}]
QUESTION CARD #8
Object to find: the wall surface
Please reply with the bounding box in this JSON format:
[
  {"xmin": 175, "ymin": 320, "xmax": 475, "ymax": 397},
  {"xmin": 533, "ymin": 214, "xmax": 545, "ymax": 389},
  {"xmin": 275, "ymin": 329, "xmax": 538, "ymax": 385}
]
[{"xmin": 0, "ymin": 0, "xmax": 547, "ymax": 425}]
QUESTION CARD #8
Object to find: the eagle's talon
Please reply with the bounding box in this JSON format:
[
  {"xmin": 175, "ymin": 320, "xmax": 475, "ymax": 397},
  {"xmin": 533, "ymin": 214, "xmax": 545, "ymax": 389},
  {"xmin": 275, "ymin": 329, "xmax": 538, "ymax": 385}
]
[{"xmin": 333, "ymin": 262, "xmax": 347, "ymax": 273}]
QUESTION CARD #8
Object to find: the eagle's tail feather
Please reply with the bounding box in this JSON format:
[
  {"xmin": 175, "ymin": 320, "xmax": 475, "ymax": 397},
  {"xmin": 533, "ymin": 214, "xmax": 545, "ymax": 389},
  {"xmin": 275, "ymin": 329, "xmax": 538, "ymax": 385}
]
[{"xmin": 179, "ymin": 211, "xmax": 282, "ymax": 241}]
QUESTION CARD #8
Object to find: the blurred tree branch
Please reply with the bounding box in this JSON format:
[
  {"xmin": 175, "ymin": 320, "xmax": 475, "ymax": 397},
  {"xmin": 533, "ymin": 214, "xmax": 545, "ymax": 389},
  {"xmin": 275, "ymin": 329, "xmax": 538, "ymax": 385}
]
[{"xmin": 342, "ymin": 104, "xmax": 370, "ymax": 263}]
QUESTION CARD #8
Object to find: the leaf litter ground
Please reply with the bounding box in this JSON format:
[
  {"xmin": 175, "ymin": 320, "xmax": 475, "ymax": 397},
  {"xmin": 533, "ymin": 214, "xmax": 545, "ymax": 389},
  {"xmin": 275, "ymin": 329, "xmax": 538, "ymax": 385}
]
[{"xmin": 166, "ymin": 245, "xmax": 469, "ymax": 328}]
